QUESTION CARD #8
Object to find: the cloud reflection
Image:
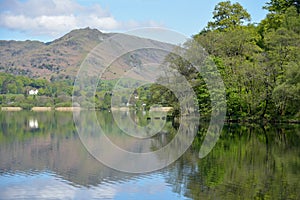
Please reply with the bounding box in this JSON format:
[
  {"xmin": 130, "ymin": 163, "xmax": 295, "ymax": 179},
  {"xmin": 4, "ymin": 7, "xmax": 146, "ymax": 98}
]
[{"xmin": 0, "ymin": 171, "xmax": 182, "ymax": 200}]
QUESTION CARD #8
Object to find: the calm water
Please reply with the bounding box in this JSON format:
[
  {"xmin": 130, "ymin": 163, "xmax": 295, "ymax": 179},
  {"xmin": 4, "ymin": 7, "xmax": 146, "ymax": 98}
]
[{"xmin": 0, "ymin": 111, "xmax": 299, "ymax": 200}]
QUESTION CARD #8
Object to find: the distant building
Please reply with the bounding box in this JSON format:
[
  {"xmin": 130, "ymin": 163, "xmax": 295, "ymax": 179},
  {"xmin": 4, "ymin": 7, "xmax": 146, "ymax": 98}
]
[{"xmin": 29, "ymin": 89, "xmax": 38, "ymax": 95}]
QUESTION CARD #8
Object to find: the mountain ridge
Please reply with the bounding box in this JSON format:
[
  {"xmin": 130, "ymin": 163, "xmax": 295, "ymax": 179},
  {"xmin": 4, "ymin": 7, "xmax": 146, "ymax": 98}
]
[
  {"xmin": 0, "ymin": 27, "xmax": 174, "ymax": 82},
  {"xmin": 0, "ymin": 27, "xmax": 112, "ymax": 80}
]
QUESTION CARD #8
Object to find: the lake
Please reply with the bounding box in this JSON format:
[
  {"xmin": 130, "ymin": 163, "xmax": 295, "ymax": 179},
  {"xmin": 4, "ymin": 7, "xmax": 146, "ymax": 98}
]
[{"xmin": 0, "ymin": 111, "xmax": 299, "ymax": 199}]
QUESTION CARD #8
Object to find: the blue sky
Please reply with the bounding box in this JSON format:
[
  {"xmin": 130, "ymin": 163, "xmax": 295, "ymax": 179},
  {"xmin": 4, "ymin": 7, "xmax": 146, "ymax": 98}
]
[{"xmin": 0, "ymin": 0, "xmax": 268, "ymax": 42}]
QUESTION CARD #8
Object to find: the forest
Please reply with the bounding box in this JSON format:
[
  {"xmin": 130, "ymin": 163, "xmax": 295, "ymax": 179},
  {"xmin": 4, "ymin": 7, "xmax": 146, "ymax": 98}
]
[
  {"xmin": 199, "ymin": 0, "xmax": 300, "ymax": 121},
  {"xmin": 147, "ymin": 0, "xmax": 300, "ymax": 122},
  {"xmin": 0, "ymin": 0, "xmax": 299, "ymax": 122}
]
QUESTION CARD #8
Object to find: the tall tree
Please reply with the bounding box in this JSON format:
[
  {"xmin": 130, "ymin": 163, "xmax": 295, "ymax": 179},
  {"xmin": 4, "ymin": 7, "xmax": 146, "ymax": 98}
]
[
  {"xmin": 206, "ymin": 1, "xmax": 251, "ymax": 31},
  {"xmin": 264, "ymin": 0, "xmax": 300, "ymax": 13},
  {"xmin": 260, "ymin": 0, "xmax": 300, "ymax": 32}
]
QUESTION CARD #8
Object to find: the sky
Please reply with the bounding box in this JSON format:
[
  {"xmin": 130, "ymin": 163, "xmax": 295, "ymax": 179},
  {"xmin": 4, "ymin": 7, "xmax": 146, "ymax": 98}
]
[{"xmin": 0, "ymin": 0, "xmax": 268, "ymax": 42}]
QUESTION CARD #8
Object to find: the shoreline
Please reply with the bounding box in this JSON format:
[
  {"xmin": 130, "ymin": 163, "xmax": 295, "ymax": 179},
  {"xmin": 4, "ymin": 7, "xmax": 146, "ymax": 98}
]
[
  {"xmin": 1, "ymin": 107, "xmax": 81, "ymax": 112},
  {"xmin": 1, "ymin": 107, "xmax": 299, "ymax": 123},
  {"xmin": 31, "ymin": 107, "xmax": 52, "ymax": 111},
  {"xmin": 1, "ymin": 107, "xmax": 23, "ymax": 111}
]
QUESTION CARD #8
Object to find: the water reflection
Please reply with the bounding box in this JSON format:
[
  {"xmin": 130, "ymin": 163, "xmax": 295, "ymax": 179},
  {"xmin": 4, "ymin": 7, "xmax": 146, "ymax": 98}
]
[
  {"xmin": 0, "ymin": 111, "xmax": 299, "ymax": 199},
  {"xmin": 0, "ymin": 171, "xmax": 182, "ymax": 200},
  {"xmin": 0, "ymin": 111, "xmax": 132, "ymax": 187},
  {"xmin": 74, "ymin": 110, "xmax": 198, "ymax": 172},
  {"xmin": 28, "ymin": 118, "xmax": 38, "ymax": 129},
  {"xmin": 166, "ymin": 124, "xmax": 300, "ymax": 200}
]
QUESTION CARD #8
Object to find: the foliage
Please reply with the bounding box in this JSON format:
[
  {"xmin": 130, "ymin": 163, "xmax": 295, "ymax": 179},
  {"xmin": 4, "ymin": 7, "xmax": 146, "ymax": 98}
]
[
  {"xmin": 192, "ymin": 0, "xmax": 300, "ymax": 121},
  {"xmin": 264, "ymin": 0, "xmax": 300, "ymax": 14},
  {"xmin": 206, "ymin": 1, "xmax": 251, "ymax": 31}
]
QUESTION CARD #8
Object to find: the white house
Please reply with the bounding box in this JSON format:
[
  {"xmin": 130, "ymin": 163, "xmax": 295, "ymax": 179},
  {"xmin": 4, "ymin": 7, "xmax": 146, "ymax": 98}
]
[{"xmin": 29, "ymin": 89, "xmax": 38, "ymax": 95}]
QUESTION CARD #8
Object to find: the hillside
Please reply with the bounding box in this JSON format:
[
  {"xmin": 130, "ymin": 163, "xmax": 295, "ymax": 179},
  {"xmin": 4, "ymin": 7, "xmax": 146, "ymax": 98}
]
[
  {"xmin": 0, "ymin": 28, "xmax": 113, "ymax": 80},
  {"xmin": 0, "ymin": 27, "xmax": 174, "ymax": 82}
]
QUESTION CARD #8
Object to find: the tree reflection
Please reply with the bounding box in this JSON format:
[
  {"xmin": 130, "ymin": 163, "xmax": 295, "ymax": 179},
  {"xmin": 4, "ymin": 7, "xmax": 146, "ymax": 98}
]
[
  {"xmin": 0, "ymin": 111, "xmax": 299, "ymax": 199},
  {"xmin": 165, "ymin": 123, "xmax": 300, "ymax": 200}
]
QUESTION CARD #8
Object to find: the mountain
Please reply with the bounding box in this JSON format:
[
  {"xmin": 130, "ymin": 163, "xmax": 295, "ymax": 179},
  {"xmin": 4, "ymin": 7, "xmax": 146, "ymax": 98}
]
[
  {"xmin": 0, "ymin": 28, "xmax": 174, "ymax": 82},
  {"xmin": 0, "ymin": 28, "xmax": 113, "ymax": 80}
]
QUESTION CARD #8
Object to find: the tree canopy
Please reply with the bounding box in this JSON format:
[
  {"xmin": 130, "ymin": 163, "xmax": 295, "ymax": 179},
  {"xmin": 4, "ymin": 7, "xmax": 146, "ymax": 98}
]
[
  {"xmin": 206, "ymin": 1, "xmax": 251, "ymax": 31},
  {"xmin": 264, "ymin": 0, "xmax": 300, "ymax": 13},
  {"xmin": 190, "ymin": 0, "xmax": 300, "ymax": 121}
]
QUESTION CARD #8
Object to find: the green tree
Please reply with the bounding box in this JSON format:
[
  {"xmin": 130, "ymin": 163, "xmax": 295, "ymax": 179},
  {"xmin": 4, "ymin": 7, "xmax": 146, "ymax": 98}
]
[
  {"xmin": 260, "ymin": 1, "xmax": 300, "ymax": 32},
  {"xmin": 206, "ymin": 1, "xmax": 251, "ymax": 31},
  {"xmin": 195, "ymin": 26, "xmax": 264, "ymax": 119},
  {"xmin": 264, "ymin": 0, "xmax": 300, "ymax": 14},
  {"xmin": 272, "ymin": 62, "xmax": 300, "ymax": 117},
  {"xmin": 281, "ymin": 6, "xmax": 300, "ymax": 33}
]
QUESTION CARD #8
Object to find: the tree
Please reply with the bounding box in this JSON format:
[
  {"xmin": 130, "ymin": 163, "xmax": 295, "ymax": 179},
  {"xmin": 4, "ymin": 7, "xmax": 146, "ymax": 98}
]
[
  {"xmin": 206, "ymin": 1, "xmax": 251, "ymax": 31},
  {"xmin": 195, "ymin": 26, "xmax": 265, "ymax": 119},
  {"xmin": 264, "ymin": 0, "xmax": 300, "ymax": 14},
  {"xmin": 272, "ymin": 62, "xmax": 300, "ymax": 117},
  {"xmin": 260, "ymin": 1, "xmax": 300, "ymax": 32},
  {"xmin": 282, "ymin": 6, "xmax": 300, "ymax": 33}
]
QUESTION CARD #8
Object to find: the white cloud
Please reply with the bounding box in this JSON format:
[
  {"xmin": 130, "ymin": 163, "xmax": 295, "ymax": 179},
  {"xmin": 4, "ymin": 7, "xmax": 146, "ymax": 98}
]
[
  {"xmin": 0, "ymin": 0, "xmax": 163, "ymax": 37},
  {"xmin": 1, "ymin": 14, "xmax": 78, "ymax": 35}
]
